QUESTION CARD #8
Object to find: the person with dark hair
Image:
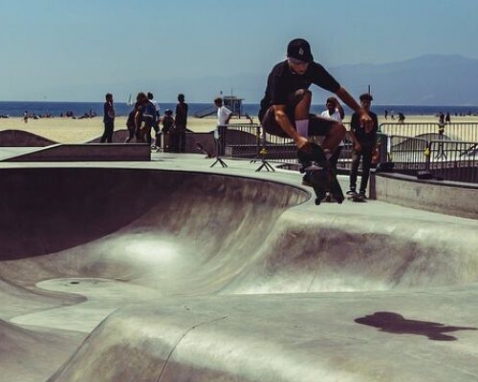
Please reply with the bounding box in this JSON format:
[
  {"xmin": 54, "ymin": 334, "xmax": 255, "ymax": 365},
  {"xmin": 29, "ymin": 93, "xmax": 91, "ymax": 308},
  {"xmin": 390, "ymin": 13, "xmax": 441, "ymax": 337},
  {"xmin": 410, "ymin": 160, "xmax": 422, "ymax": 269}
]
[
  {"xmin": 124, "ymin": 105, "xmax": 137, "ymax": 143},
  {"xmin": 320, "ymin": 97, "xmax": 345, "ymax": 201},
  {"xmin": 398, "ymin": 112, "xmax": 406, "ymax": 124},
  {"xmin": 161, "ymin": 109, "xmax": 175, "ymax": 152},
  {"xmin": 259, "ymin": 39, "xmax": 373, "ymax": 194},
  {"xmin": 214, "ymin": 97, "xmax": 233, "ymax": 126},
  {"xmin": 347, "ymin": 93, "xmax": 379, "ymax": 199},
  {"xmin": 101, "ymin": 93, "xmax": 115, "ymax": 143},
  {"xmin": 320, "ymin": 96, "xmax": 345, "ymax": 168},
  {"xmin": 134, "ymin": 92, "xmax": 157, "ymax": 143},
  {"xmin": 445, "ymin": 111, "xmax": 451, "ymax": 124},
  {"xmin": 147, "ymin": 92, "xmax": 161, "ymax": 148},
  {"xmin": 175, "ymin": 93, "xmax": 188, "ymax": 153}
]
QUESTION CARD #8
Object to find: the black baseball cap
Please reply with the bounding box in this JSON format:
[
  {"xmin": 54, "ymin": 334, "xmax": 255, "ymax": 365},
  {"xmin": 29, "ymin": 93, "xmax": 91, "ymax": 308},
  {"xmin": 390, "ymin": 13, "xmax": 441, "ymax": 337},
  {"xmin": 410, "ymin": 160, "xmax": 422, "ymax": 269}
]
[{"xmin": 287, "ymin": 38, "xmax": 314, "ymax": 63}]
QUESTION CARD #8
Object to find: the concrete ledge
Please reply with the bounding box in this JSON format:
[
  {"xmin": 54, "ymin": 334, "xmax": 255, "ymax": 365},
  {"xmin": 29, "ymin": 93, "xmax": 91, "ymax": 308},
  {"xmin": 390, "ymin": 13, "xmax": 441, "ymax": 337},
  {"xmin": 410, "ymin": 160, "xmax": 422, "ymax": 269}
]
[
  {"xmin": 375, "ymin": 172, "xmax": 478, "ymax": 219},
  {"xmin": 2, "ymin": 144, "xmax": 151, "ymax": 162}
]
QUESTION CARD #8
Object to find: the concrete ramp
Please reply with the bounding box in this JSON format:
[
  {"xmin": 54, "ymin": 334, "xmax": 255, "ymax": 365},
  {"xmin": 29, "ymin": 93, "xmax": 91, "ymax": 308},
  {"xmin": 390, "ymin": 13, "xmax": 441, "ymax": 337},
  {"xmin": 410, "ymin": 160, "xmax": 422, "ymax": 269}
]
[
  {"xmin": 0, "ymin": 129, "xmax": 57, "ymax": 147},
  {"xmin": 1, "ymin": 167, "xmax": 478, "ymax": 381},
  {"xmin": 2, "ymin": 143, "xmax": 151, "ymax": 162}
]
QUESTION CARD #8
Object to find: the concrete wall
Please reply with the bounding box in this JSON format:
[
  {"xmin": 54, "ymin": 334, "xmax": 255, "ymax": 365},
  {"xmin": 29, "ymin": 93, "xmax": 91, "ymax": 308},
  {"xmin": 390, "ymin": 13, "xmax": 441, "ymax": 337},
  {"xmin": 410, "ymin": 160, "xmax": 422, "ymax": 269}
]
[
  {"xmin": 3, "ymin": 144, "xmax": 151, "ymax": 162},
  {"xmin": 375, "ymin": 173, "xmax": 478, "ymax": 219}
]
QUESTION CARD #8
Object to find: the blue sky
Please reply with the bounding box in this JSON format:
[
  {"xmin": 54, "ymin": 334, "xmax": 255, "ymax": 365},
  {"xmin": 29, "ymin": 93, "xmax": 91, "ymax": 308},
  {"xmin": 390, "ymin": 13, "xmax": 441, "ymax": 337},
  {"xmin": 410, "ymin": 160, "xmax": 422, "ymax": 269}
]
[{"xmin": 1, "ymin": 0, "xmax": 478, "ymax": 102}]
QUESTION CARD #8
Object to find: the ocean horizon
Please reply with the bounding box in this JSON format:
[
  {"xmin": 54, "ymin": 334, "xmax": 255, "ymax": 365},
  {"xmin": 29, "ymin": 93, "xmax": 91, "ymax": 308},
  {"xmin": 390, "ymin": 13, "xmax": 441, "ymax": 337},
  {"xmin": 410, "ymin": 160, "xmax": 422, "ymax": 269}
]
[{"xmin": 0, "ymin": 101, "xmax": 477, "ymax": 119}]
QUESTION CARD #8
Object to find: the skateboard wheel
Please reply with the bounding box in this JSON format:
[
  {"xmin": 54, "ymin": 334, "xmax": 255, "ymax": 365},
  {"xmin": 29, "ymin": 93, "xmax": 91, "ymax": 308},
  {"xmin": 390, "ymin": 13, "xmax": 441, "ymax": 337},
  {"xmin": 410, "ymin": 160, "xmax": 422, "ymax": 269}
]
[{"xmin": 315, "ymin": 198, "xmax": 321, "ymax": 205}]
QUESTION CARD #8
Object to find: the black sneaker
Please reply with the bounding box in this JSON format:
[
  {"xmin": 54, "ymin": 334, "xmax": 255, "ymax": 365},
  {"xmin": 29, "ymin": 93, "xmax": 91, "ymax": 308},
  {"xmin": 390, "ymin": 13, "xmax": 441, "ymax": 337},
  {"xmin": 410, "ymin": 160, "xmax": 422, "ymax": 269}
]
[
  {"xmin": 346, "ymin": 189, "xmax": 357, "ymax": 196},
  {"xmin": 359, "ymin": 191, "xmax": 367, "ymax": 199}
]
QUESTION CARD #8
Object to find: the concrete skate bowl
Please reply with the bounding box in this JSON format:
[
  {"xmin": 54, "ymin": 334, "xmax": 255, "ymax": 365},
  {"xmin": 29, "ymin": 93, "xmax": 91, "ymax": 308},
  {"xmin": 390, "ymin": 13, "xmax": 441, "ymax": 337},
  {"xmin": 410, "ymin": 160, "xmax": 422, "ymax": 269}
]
[
  {"xmin": 1, "ymin": 167, "xmax": 478, "ymax": 382},
  {"xmin": 0, "ymin": 129, "xmax": 57, "ymax": 146}
]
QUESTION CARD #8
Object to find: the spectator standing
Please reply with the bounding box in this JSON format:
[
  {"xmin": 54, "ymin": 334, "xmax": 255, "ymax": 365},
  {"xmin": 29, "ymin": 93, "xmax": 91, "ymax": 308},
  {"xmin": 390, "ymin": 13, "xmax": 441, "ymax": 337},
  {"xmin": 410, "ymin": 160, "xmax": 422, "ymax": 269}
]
[
  {"xmin": 101, "ymin": 93, "xmax": 115, "ymax": 143},
  {"xmin": 398, "ymin": 112, "xmax": 406, "ymax": 123},
  {"xmin": 320, "ymin": 96, "xmax": 344, "ymax": 169},
  {"xmin": 445, "ymin": 112, "xmax": 451, "ymax": 124},
  {"xmin": 347, "ymin": 93, "xmax": 379, "ymax": 199},
  {"xmin": 134, "ymin": 92, "xmax": 157, "ymax": 143},
  {"xmin": 161, "ymin": 109, "xmax": 175, "ymax": 152},
  {"xmin": 214, "ymin": 97, "xmax": 233, "ymax": 156},
  {"xmin": 147, "ymin": 92, "xmax": 161, "ymax": 148},
  {"xmin": 175, "ymin": 94, "xmax": 188, "ymax": 153},
  {"xmin": 320, "ymin": 97, "xmax": 345, "ymax": 202},
  {"xmin": 125, "ymin": 104, "xmax": 138, "ymax": 143}
]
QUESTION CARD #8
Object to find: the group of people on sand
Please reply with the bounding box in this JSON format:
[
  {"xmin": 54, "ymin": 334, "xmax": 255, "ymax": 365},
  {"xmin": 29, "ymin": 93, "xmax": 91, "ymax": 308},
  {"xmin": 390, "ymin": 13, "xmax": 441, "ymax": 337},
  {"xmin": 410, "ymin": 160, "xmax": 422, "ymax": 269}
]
[
  {"xmin": 101, "ymin": 92, "xmax": 189, "ymax": 152},
  {"xmin": 384, "ymin": 109, "xmax": 405, "ymax": 123}
]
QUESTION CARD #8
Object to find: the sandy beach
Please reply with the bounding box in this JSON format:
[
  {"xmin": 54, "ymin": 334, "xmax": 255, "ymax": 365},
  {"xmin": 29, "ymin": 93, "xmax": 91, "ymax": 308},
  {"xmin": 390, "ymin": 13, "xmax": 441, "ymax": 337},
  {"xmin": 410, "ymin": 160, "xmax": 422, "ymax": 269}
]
[{"xmin": 1, "ymin": 114, "xmax": 477, "ymax": 144}]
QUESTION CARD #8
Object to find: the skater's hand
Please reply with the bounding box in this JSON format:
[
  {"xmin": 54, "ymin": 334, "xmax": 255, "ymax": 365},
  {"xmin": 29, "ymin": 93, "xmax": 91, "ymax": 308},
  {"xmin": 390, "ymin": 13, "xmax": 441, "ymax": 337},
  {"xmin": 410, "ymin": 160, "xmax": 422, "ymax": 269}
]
[
  {"xmin": 354, "ymin": 143, "xmax": 362, "ymax": 153},
  {"xmin": 360, "ymin": 111, "xmax": 374, "ymax": 133},
  {"xmin": 295, "ymin": 136, "xmax": 311, "ymax": 153}
]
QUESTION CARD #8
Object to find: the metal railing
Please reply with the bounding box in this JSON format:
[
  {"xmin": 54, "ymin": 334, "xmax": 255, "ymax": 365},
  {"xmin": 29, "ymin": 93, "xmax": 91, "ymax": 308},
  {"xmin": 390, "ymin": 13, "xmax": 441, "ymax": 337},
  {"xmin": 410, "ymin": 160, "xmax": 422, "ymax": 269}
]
[
  {"xmin": 428, "ymin": 140, "xmax": 478, "ymax": 183},
  {"xmin": 221, "ymin": 122, "xmax": 478, "ymax": 184},
  {"xmin": 389, "ymin": 134, "xmax": 478, "ymax": 183},
  {"xmin": 380, "ymin": 122, "xmax": 478, "ymax": 142},
  {"xmin": 223, "ymin": 123, "xmax": 297, "ymax": 163}
]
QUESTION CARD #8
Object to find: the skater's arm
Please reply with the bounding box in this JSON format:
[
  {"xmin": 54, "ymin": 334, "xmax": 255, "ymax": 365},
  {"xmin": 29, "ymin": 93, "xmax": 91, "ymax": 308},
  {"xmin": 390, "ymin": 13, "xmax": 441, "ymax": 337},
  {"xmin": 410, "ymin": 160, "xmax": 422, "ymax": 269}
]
[
  {"xmin": 273, "ymin": 105, "xmax": 310, "ymax": 151},
  {"xmin": 335, "ymin": 87, "xmax": 373, "ymax": 132}
]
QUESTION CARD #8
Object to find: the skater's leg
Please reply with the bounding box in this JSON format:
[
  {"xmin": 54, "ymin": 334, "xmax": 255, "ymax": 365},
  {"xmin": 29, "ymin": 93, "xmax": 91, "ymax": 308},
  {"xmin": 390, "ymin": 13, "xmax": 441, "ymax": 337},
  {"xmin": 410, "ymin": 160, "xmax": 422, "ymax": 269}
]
[
  {"xmin": 293, "ymin": 89, "xmax": 312, "ymax": 137},
  {"xmin": 322, "ymin": 122, "xmax": 345, "ymax": 155},
  {"xmin": 329, "ymin": 146, "xmax": 342, "ymax": 171}
]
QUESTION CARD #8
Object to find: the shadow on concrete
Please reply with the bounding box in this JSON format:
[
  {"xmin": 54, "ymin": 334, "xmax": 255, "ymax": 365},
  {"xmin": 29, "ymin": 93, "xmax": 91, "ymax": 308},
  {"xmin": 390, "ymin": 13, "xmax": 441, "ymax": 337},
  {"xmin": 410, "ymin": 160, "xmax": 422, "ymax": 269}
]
[{"xmin": 355, "ymin": 312, "xmax": 477, "ymax": 341}]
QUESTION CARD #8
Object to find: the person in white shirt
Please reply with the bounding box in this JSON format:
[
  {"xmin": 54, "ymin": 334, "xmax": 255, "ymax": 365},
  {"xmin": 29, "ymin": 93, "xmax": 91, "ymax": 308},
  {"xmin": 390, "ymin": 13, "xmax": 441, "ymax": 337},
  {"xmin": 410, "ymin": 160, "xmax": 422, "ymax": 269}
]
[
  {"xmin": 320, "ymin": 97, "xmax": 345, "ymax": 169},
  {"xmin": 214, "ymin": 97, "xmax": 232, "ymax": 140},
  {"xmin": 320, "ymin": 97, "xmax": 345, "ymax": 202},
  {"xmin": 215, "ymin": 97, "xmax": 232, "ymax": 126}
]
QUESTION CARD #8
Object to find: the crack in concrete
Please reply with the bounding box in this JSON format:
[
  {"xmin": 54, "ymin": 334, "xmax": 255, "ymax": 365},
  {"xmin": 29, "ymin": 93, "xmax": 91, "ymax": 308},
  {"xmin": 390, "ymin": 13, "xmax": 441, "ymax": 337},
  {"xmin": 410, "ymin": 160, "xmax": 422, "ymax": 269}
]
[{"xmin": 155, "ymin": 315, "xmax": 228, "ymax": 382}]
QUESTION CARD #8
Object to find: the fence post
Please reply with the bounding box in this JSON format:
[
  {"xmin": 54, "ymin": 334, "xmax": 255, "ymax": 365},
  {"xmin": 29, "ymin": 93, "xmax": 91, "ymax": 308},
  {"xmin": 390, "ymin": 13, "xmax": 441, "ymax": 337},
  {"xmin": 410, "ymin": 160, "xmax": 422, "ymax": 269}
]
[
  {"xmin": 218, "ymin": 125, "xmax": 227, "ymax": 156},
  {"xmin": 377, "ymin": 132, "xmax": 388, "ymax": 165}
]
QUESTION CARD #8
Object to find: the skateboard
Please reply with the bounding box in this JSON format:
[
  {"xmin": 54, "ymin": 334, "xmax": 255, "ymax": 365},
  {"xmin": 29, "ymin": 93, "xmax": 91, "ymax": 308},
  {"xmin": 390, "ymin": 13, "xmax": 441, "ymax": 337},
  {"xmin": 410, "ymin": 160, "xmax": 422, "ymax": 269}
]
[{"xmin": 297, "ymin": 143, "xmax": 344, "ymax": 205}]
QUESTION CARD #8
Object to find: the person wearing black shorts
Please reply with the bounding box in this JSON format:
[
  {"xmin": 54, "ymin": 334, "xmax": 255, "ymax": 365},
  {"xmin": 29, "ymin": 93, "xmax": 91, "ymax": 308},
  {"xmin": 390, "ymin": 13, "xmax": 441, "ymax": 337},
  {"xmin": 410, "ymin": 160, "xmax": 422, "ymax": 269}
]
[{"xmin": 259, "ymin": 38, "xmax": 373, "ymax": 159}]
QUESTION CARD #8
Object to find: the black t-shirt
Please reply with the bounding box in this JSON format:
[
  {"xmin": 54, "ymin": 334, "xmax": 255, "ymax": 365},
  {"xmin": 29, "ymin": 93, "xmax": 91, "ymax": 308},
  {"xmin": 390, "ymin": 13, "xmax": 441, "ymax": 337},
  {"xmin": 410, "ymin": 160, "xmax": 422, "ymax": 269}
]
[
  {"xmin": 175, "ymin": 102, "xmax": 188, "ymax": 126},
  {"xmin": 351, "ymin": 111, "xmax": 379, "ymax": 144},
  {"xmin": 259, "ymin": 60, "xmax": 341, "ymax": 121}
]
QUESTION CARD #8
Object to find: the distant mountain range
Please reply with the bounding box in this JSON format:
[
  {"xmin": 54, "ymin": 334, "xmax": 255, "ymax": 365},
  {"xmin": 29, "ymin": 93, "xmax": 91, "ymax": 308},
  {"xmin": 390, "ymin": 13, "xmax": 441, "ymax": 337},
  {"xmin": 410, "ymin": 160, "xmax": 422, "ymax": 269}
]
[
  {"xmin": 29, "ymin": 54, "xmax": 478, "ymax": 105},
  {"xmin": 330, "ymin": 54, "xmax": 478, "ymax": 106},
  {"xmin": 143, "ymin": 54, "xmax": 478, "ymax": 106}
]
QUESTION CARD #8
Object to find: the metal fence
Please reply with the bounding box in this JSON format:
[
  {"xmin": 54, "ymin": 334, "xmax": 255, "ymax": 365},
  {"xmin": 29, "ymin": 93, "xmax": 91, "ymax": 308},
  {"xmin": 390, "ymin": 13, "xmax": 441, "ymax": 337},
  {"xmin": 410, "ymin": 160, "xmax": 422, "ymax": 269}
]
[
  {"xmin": 380, "ymin": 122, "xmax": 478, "ymax": 142},
  {"xmin": 223, "ymin": 123, "xmax": 297, "ymax": 163},
  {"xmin": 428, "ymin": 140, "xmax": 478, "ymax": 183},
  {"xmin": 223, "ymin": 122, "xmax": 355, "ymax": 164},
  {"xmin": 221, "ymin": 122, "xmax": 478, "ymax": 184},
  {"xmin": 389, "ymin": 134, "xmax": 478, "ymax": 183}
]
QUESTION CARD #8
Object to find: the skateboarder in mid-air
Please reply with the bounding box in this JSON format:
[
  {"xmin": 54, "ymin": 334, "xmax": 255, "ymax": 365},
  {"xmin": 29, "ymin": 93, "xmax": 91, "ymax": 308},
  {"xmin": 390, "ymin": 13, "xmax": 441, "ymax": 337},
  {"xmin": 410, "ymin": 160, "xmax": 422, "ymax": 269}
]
[{"xmin": 258, "ymin": 38, "xmax": 373, "ymax": 204}]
